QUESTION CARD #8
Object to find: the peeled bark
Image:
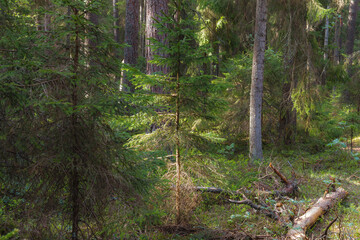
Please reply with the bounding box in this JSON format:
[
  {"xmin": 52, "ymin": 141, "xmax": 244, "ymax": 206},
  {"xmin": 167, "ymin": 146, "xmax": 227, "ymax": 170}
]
[
  {"xmin": 286, "ymin": 187, "xmax": 348, "ymax": 240},
  {"xmin": 249, "ymin": 0, "xmax": 267, "ymax": 161}
]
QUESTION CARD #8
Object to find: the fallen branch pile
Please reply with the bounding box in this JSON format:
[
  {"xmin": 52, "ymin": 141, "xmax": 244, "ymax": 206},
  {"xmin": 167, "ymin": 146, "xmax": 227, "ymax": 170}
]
[{"xmin": 189, "ymin": 162, "xmax": 349, "ymax": 239}]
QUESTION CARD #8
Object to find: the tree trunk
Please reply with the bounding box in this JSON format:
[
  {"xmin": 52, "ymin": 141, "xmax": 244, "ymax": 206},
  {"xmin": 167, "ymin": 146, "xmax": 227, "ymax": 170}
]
[
  {"xmin": 71, "ymin": 7, "xmax": 81, "ymax": 240},
  {"xmin": 323, "ymin": 6, "xmax": 330, "ymax": 61},
  {"xmin": 346, "ymin": 0, "xmax": 359, "ymax": 56},
  {"xmin": 123, "ymin": 0, "xmax": 140, "ymax": 92},
  {"xmin": 286, "ymin": 187, "xmax": 348, "ymax": 240},
  {"xmin": 145, "ymin": 0, "xmax": 169, "ymax": 93},
  {"xmin": 346, "ymin": 0, "xmax": 359, "ymax": 75},
  {"xmin": 279, "ymin": 81, "xmax": 296, "ymax": 145},
  {"xmin": 333, "ymin": 16, "xmax": 342, "ymax": 65},
  {"xmin": 140, "ymin": 0, "xmax": 146, "ymax": 58},
  {"xmin": 175, "ymin": 4, "xmax": 182, "ymax": 224},
  {"xmin": 249, "ymin": 0, "xmax": 267, "ymax": 161},
  {"xmin": 113, "ymin": 0, "xmax": 120, "ymax": 44}
]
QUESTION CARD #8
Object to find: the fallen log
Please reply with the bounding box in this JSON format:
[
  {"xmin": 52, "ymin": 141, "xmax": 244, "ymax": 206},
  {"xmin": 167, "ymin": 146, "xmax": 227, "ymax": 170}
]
[{"xmin": 286, "ymin": 187, "xmax": 348, "ymax": 240}]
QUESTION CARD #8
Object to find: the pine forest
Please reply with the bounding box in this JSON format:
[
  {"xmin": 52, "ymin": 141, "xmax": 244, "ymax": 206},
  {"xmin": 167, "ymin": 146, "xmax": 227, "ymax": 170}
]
[{"xmin": 2, "ymin": 0, "xmax": 360, "ymax": 239}]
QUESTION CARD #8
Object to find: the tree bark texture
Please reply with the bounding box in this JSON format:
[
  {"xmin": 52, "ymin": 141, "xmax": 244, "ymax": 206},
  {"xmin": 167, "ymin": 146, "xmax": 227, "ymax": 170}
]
[
  {"xmin": 140, "ymin": 0, "xmax": 146, "ymax": 58},
  {"xmin": 333, "ymin": 16, "xmax": 342, "ymax": 65},
  {"xmin": 249, "ymin": 0, "xmax": 267, "ymax": 161},
  {"xmin": 279, "ymin": 81, "xmax": 296, "ymax": 145},
  {"xmin": 346, "ymin": 0, "xmax": 359, "ymax": 56},
  {"xmin": 113, "ymin": 0, "xmax": 120, "ymax": 44},
  {"xmin": 286, "ymin": 187, "xmax": 348, "ymax": 240},
  {"xmin": 145, "ymin": 0, "xmax": 169, "ymax": 93},
  {"xmin": 323, "ymin": 6, "xmax": 330, "ymax": 61},
  {"xmin": 123, "ymin": 0, "xmax": 140, "ymax": 92}
]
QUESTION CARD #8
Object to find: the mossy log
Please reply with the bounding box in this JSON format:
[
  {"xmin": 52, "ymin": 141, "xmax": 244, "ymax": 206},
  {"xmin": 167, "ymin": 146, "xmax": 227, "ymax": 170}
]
[{"xmin": 286, "ymin": 187, "xmax": 348, "ymax": 240}]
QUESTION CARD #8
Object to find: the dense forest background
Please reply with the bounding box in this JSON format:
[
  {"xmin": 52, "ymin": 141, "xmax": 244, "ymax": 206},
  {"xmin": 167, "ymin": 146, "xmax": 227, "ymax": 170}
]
[{"xmin": 1, "ymin": 0, "xmax": 360, "ymax": 239}]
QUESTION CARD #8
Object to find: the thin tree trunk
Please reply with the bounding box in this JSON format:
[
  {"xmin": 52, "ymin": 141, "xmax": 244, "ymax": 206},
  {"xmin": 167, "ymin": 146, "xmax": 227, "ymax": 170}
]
[
  {"xmin": 123, "ymin": 0, "xmax": 140, "ymax": 92},
  {"xmin": 249, "ymin": 0, "xmax": 267, "ymax": 162},
  {"xmin": 140, "ymin": 0, "xmax": 146, "ymax": 58},
  {"xmin": 145, "ymin": 0, "xmax": 169, "ymax": 93},
  {"xmin": 333, "ymin": 16, "xmax": 342, "ymax": 65},
  {"xmin": 113, "ymin": 0, "xmax": 120, "ymax": 44},
  {"xmin": 175, "ymin": 4, "xmax": 181, "ymax": 224},
  {"xmin": 71, "ymin": 7, "xmax": 81, "ymax": 240},
  {"xmin": 324, "ymin": 6, "xmax": 330, "ymax": 61}
]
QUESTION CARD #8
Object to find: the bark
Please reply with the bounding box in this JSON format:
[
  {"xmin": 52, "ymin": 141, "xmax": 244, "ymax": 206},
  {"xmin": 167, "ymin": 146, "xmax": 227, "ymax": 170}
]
[
  {"xmin": 322, "ymin": 6, "xmax": 330, "ymax": 86},
  {"xmin": 249, "ymin": 0, "xmax": 267, "ymax": 161},
  {"xmin": 279, "ymin": 81, "xmax": 297, "ymax": 145},
  {"xmin": 113, "ymin": 0, "xmax": 120, "ymax": 44},
  {"xmin": 345, "ymin": 0, "xmax": 359, "ymax": 76},
  {"xmin": 333, "ymin": 16, "xmax": 342, "ymax": 65},
  {"xmin": 286, "ymin": 187, "xmax": 348, "ymax": 240},
  {"xmin": 346, "ymin": 0, "xmax": 359, "ymax": 55},
  {"xmin": 122, "ymin": 0, "xmax": 140, "ymax": 92},
  {"xmin": 145, "ymin": 0, "xmax": 169, "ymax": 93},
  {"xmin": 323, "ymin": 6, "xmax": 330, "ymax": 61},
  {"xmin": 140, "ymin": 0, "xmax": 146, "ymax": 58}
]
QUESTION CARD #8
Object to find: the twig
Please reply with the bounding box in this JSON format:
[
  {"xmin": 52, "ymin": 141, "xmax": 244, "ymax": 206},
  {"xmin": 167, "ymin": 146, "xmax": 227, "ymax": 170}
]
[{"xmin": 320, "ymin": 216, "xmax": 338, "ymax": 239}]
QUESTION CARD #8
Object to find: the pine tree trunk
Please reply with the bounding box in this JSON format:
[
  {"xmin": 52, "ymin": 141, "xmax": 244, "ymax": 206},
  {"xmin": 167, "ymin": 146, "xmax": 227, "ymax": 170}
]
[
  {"xmin": 145, "ymin": 0, "xmax": 169, "ymax": 93},
  {"xmin": 249, "ymin": 0, "xmax": 267, "ymax": 161},
  {"xmin": 333, "ymin": 16, "xmax": 342, "ymax": 65},
  {"xmin": 279, "ymin": 81, "xmax": 296, "ymax": 145},
  {"xmin": 140, "ymin": 0, "xmax": 146, "ymax": 58},
  {"xmin": 323, "ymin": 6, "xmax": 330, "ymax": 61},
  {"xmin": 123, "ymin": 0, "xmax": 140, "ymax": 92},
  {"xmin": 113, "ymin": 0, "xmax": 120, "ymax": 44},
  {"xmin": 346, "ymin": 0, "xmax": 359, "ymax": 75}
]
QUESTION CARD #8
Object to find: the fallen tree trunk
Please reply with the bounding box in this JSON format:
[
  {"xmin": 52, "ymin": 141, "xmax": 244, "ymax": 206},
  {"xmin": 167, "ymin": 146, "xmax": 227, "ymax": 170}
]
[{"xmin": 286, "ymin": 187, "xmax": 348, "ymax": 240}]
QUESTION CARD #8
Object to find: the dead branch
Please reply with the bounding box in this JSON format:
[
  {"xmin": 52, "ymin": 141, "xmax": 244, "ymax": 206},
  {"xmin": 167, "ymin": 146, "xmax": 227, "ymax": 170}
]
[
  {"xmin": 269, "ymin": 162, "xmax": 298, "ymax": 196},
  {"xmin": 229, "ymin": 199, "xmax": 279, "ymax": 221},
  {"xmin": 286, "ymin": 187, "xmax": 348, "ymax": 240},
  {"xmin": 320, "ymin": 216, "xmax": 338, "ymax": 240},
  {"xmin": 269, "ymin": 162, "xmax": 290, "ymax": 185}
]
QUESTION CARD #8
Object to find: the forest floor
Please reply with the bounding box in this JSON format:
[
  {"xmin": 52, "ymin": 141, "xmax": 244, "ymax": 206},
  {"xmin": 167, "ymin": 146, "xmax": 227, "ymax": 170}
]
[{"xmin": 147, "ymin": 141, "xmax": 360, "ymax": 240}]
